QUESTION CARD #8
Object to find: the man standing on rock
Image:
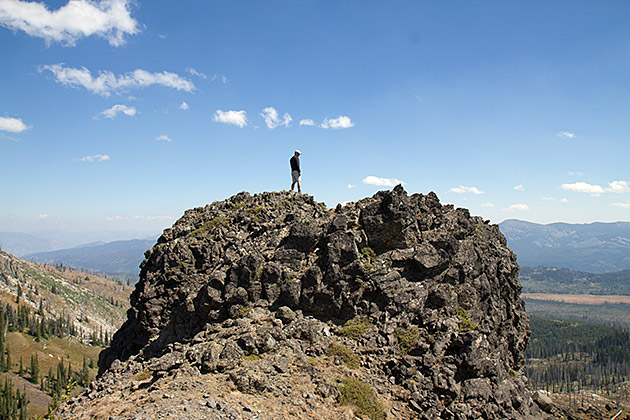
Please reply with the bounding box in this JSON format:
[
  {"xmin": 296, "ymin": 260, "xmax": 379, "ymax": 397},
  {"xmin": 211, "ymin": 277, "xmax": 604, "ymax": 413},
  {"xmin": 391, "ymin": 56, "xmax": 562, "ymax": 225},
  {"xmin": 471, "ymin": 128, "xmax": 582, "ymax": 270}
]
[{"xmin": 290, "ymin": 150, "xmax": 302, "ymax": 193}]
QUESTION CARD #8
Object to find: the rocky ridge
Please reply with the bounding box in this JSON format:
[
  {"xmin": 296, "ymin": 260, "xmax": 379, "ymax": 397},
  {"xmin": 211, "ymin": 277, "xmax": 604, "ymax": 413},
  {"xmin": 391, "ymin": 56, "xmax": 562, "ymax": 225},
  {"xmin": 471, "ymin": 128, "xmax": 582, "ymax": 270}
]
[{"xmin": 59, "ymin": 187, "xmax": 546, "ymax": 419}]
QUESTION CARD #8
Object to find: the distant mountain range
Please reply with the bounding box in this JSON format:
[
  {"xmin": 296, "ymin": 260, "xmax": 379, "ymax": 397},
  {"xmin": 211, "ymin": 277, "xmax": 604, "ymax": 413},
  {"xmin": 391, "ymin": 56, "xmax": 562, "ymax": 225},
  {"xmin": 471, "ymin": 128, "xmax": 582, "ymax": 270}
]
[
  {"xmin": 25, "ymin": 238, "xmax": 155, "ymax": 281},
  {"xmin": 499, "ymin": 219, "xmax": 630, "ymax": 273},
  {"xmin": 520, "ymin": 266, "xmax": 630, "ymax": 295},
  {"xmin": 0, "ymin": 230, "xmax": 159, "ymax": 256}
]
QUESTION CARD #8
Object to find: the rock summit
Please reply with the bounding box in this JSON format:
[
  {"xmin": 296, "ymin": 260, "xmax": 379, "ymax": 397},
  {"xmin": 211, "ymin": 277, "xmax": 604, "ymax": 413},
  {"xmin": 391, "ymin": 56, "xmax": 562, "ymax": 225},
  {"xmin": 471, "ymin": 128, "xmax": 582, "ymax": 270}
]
[{"xmin": 61, "ymin": 187, "xmax": 543, "ymax": 419}]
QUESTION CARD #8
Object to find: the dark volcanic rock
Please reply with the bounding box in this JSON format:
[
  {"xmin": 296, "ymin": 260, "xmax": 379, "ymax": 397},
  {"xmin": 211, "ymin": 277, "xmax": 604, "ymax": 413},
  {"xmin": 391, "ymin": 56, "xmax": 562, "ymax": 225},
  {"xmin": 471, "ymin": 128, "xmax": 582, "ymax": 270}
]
[{"xmin": 87, "ymin": 187, "xmax": 541, "ymax": 419}]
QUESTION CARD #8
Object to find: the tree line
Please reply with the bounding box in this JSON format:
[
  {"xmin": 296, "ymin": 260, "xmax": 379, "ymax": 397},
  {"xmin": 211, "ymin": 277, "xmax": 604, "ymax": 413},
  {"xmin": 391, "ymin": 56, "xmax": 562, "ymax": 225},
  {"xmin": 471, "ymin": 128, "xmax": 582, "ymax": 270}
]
[{"xmin": 526, "ymin": 318, "xmax": 630, "ymax": 398}]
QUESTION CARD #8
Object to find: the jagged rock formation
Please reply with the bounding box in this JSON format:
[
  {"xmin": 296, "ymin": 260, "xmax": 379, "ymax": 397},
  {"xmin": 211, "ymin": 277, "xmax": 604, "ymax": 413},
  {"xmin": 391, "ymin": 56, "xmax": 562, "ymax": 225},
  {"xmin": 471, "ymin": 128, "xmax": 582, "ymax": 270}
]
[{"xmin": 60, "ymin": 187, "xmax": 545, "ymax": 419}]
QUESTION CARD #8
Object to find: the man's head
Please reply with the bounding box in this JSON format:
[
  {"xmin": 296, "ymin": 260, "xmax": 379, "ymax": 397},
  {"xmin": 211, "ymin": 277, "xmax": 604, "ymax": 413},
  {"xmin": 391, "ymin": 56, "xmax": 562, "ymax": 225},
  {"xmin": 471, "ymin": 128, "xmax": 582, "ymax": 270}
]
[{"xmin": 294, "ymin": 150, "xmax": 301, "ymax": 157}]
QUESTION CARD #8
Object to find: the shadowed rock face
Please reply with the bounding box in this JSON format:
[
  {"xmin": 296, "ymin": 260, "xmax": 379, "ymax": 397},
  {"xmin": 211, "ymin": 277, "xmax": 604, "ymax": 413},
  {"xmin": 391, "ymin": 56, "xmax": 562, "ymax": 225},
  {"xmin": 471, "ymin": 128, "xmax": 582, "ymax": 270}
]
[{"xmin": 96, "ymin": 186, "xmax": 541, "ymax": 419}]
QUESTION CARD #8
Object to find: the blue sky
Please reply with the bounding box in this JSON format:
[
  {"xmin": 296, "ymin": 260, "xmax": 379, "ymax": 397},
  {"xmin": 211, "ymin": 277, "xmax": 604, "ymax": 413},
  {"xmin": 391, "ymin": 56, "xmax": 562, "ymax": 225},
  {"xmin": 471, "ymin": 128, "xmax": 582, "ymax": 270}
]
[{"xmin": 1, "ymin": 0, "xmax": 629, "ymax": 236}]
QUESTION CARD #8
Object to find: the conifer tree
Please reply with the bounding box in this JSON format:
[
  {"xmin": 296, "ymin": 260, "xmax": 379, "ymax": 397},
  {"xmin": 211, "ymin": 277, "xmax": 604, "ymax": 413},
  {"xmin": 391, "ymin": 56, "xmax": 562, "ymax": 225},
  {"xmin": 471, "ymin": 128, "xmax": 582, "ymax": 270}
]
[
  {"xmin": 5, "ymin": 345, "xmax": 10, "ymax": 373},
  {"xmin": 16, "ymin": 284, "xmax": 22, "ymax": 305},
  {"xmin": 80, "ymin": 356, "xmax": 89, "ymax": 386},
  {"xmin": 29, "ymin": 354, "xmax": 39, "ymax": 384}
]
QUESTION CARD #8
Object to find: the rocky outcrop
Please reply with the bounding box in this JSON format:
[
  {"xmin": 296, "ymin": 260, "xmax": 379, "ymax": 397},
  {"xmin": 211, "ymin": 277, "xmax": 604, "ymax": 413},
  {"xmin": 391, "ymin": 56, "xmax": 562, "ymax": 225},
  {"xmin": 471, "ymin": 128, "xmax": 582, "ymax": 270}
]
[{"xmin": 60, "ymin": 187, "xmax": 543, "ymax": 419}]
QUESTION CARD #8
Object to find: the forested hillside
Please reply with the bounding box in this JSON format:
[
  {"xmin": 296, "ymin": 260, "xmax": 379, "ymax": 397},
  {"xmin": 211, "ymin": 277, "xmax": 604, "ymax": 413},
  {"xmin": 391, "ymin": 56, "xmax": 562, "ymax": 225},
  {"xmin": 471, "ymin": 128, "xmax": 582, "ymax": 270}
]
[
  {"xmin": 0, "ymin": 249, "xmax": 132, "ymax": 418},
  {"xmin": 526, "ymin": 318, "xmax": 630, "ymax": 404}
]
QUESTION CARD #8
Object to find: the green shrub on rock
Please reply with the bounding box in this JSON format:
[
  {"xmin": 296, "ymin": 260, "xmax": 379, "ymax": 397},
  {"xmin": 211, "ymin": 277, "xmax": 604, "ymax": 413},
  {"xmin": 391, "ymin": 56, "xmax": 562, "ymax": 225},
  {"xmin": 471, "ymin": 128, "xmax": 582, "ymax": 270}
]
[
  {"xmin": 457, "ymin": 306, "xmax": 478, "ymax": 332},
  {"xmin": 337, "ymin": 316, "xmax": 372, "ymax": 339},
  {"xmin": 327, "ymin": 343, "xmax": 360, "ymax": 368},
  {"xmin": 338, "ymin": 377, "xmax": 386, "ymax": 420},
  {"xmin": 394, "ymin": 326, "xmax": 419, "ymax": 354}
]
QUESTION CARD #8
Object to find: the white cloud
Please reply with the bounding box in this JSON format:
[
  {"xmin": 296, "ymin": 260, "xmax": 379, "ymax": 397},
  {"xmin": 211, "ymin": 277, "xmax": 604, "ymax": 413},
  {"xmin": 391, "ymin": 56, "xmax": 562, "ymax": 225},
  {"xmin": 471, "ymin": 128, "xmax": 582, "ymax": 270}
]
[
  {"xmin": 561, "ymin": 182, "xmax": 605, "ymax": 194},
  {"xmin": 40, "ymin": 64, "xmax": 195, "ymax": 96},
  {"xmin": 299, "ymin": 119, "xmax": 316, "ymax": 127},
  {"xmin": 542, "ymin": 196, "xmax": 556, "ymax": 201},
  {"xmin": 179, "ymin": 101, "xmax": 189, "ymax": 110},
  {"xmin": 36, "ymin": 214, "xmax": 48, "ymax": 219},
  {"xmin": 449, "ymin": 186, "xmax": 485, "ymax": 195},
  {"xmin": 611, "ymin": 203, "xmax": 630, "ymax": 209},
  {"xmin": 481, "ymin": 202, "xmax": 495, "ymax": 207},
  {"xmin": 568, "ymin": 171, "xmax": 584, "ymax": 176},
  {"xmin": 74, "ymin": 154, "xmax": 110, "ymax": 162},
  {"xmin": 607, "ymin": 181, "xmax": 630, "ymax": 193},
  {"xmin": 514, "ymin": 184, "xmax": 524, "ymax": 191},
  {"xmin": 347, "ymin": 184, "xmax": 356, "ymax": 189},
  {"xmin": 507, "ymin": 204, "xmax": 529, "ymax": 211},
  {"xmin": 561, "ymin": 181, "xmax": 630, "ymax": 195},
  {"xmin": 260, "ymin": 107, "xmax": 292, "ymax": 129},
  {"xmin": 221, "ymin": 75, "xmax": 228, "ymax": 84},
  {"xmin": 560, "ymin": 198, "xmax": 570, "ymax": 203},
  {"xmin": 0, "ymin": 116, "xmax": 29, "ymax": 133},
  {"xmin": 186, "ymin": 68, "xmax": 207, "ymax": 79},
  {"xmin": 213, "ymin": 109, "xmax": 247, "ymax": 128},
  {"xmin": 321, "ymin": 115, "xmax": 354, "ymax": 129},
  {"xmin": 156, "ymin": 134, "xmax": 171, "ymax": 142},
  {"xmin": 0, "ymin": 0, "xmax": 139, "ymax": 46},
  {"xmin": 362, "ymin": 176, "xmax": 406, "ymax": 187},
  {"xmin": 99, "ymin": 104, "xmax": 136, "ymax": 119},
  {"xmin": 556, "ymin": 131, "xmax": 576, "ymax": 139}
]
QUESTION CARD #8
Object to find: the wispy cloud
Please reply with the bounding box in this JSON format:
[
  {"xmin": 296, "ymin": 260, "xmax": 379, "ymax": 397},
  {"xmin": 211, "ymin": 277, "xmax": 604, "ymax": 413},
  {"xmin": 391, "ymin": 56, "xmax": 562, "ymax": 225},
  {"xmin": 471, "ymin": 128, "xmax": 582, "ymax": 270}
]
[
  {"xmin": 260, "ymin": 107, "xmax": 292, "ymax": 129},
  {"xmin": 568, "ymin": 171, "xmax": 584, "ymax": 176},
  {"xmin": 611, "ymin": 203, "xmax": 630, "ymax": 209},
  {"xmin": 481, "ymin": 202, "xmax": 495, "ymax": 207},
  {"xmin": 156, "ymin": 134, "xmax": 171, "ymax": 142},
  {"xmin": 106, "ymin": 215, "xmax": 174, "ymax": 221},
  {"xmin": 36, "ymin": 214, "xmax": 48, "ymax": 220},
  {"xmin": 99, "ymin": 104, "xmax": 136, "ymax": 119},
  {"xmin": 542, "ymin": 196, "xmax": 570, "ymax": 203},
  {"xmin": 186, "ymin": 68, "xmax": 207, "ymax": 79},
  {"xmin": 347, "ymin": 184, "xmax": 356, "ymax": 189},
  {"xmin": 561, "ymin": 181, "xmax": 630, "ymax": 195},
  {"xmin": 74, "ymin": 154, "xmax": 110, "ymax": 162},
  {"xmin": 321, "ymin": 115, "xmax": 354, "ymax": 129},
  {"xmin": 507, "ymin": 204, "xmax": 529, "ymax": 211},
  {"xmin": 362, "ymin": 176, "xmax": 406, "ymax": 187},
  {"xmin": 0, "ymin": 134, "xmax": 20, "ymax": 142},
  {"xmin": 514, "ymin": 184, "xmax": 524, "ymax": 191},
  {"xmin": 0, "ymin": 116, "xmax": 29, "ymax": 133},
  {"xmin": 299, "ymin": 119, "xmax": 316, "ymax": 127},
  {"xmin": 213, "ymin": 109, "xmax": 247, "ymax": 128},
  {"xmin": 0, "ymin": 0, "xmax": 139, "ymax": 46},
  {"xmin": 557, "ymin": 131, "xmax": 576, "ymax": 139},
  {"xmin": 449, "ymin": 186, "xmax": 485, "ymax": 195},
  {"xmin": 179, "ymin": 101, "xmax": 189, "ymax": 110},
  {"xmin": 40, "ymin": 64, "xmax": 195, "ymax": 96}
]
